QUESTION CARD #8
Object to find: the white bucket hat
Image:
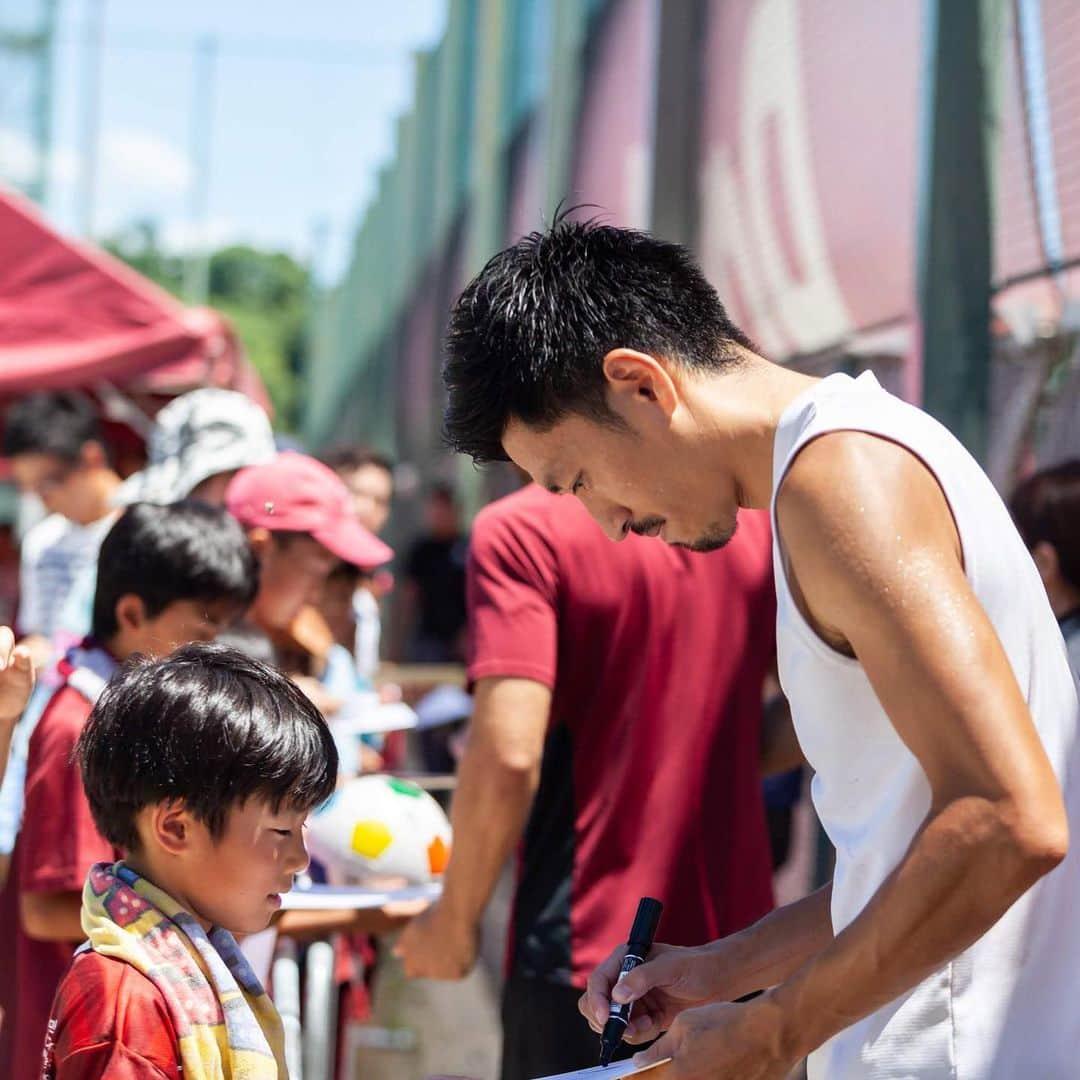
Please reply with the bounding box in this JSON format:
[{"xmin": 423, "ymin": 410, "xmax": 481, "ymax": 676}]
[{"xmin": 117, "ymin": 388, "xmax": 276, "ymax": 505}]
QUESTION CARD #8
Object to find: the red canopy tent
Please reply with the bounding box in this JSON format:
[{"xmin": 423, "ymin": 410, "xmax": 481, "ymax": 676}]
[{"xmin": 0, "ymin": 185, "xmax": 270, "ymax": 409}]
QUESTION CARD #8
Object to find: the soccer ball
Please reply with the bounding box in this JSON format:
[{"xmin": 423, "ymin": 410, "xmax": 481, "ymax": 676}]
[{"xmin": 306, "ymin": 775, "xmax": 452, "ymax": 886}]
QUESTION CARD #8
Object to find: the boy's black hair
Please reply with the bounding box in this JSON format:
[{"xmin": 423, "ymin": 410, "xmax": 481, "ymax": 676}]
[
  {"xmin": 321, "ymin": 445, "xmax": 395, "ymax": 476},
  {"xmin": 443, "ymin": 215, "xmax": 754, "ymax": 464},
  {"xmin": 1010, "ymin": 459, "xmax": 1080, "ymax": 590},
  {"xmin": 3, "ymin": 390, "xmax": 102, "ymax": 462},
  {"xmin": 92, "ymin": 501, "xmax": 258, "ymax": 640},
  {"xmin": 77, "ymin": 642, "xmax": 338, "ymax": 850}
]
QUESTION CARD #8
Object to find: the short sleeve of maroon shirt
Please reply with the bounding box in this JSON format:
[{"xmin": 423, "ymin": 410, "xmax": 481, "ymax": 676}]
[
  {"xmin": 467, "ymin": 498, "xmax": 559, "ymax": 689},
  {"xmin": 14, "ymin": 687, "xmax": 119, "ymax": 1080},
  {"xmin": 43, "ymin": 950, "xmax": 181, "ymax": 1079},
  {"xmin": 467, "ymin": 486, "xmax": 777, "ymax": 989}
]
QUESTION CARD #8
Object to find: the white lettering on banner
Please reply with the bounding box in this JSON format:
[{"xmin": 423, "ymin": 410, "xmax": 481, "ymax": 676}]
[{"xmin": 702, "ymin": 0, "xmax": 853, "ymax": 356}]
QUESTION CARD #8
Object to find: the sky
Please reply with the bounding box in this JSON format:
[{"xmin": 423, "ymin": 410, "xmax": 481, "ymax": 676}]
[{"xmin": 15, "ymin": 0, "xmax": 447, "ymax": 281}]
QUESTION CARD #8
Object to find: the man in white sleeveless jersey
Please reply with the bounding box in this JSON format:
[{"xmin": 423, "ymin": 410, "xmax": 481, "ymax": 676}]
[{"xmin": 441, "ymin": 219, "xmax": 1080, "ymax": 1079}]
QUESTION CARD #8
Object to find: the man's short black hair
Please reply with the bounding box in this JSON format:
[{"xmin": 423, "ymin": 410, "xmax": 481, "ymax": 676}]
[
  {"xmin": 92, "ymin": 501, "xmax": 258, "ymax": 640},
  {"xmin": 77, "ymin": 642, "xmax": 338, "ymax": 850},
  {"xmin": 321, "ymin": 445, "xmax": 395, "ymax": 476},
  {"xmin": 443, "ymin": 216, "xmax": 754, "ymax": 464},
  {"xmin": 2, "ymin": 390, "xmax": 101, "ymax": 462},
  {"xmin": 1010, "ymin": 459, "xmax": 1080, "ymax": 590}
]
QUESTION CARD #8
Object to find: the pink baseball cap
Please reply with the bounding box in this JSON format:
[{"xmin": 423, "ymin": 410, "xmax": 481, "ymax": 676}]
[{"xmin": 226, "ymin": 451, "xmax": 393, "ymax": 569}]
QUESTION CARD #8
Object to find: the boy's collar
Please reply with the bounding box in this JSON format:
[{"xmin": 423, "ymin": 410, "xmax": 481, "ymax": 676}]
[{"xmin": 58, "ymin": 638, "xmax": 120, "ymax": 704}]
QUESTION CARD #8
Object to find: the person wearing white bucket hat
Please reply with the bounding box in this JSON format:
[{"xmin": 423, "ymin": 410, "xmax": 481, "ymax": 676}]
[{"xmin": 116, "ymin": 388, "xmax": 277, "ymax": 508}]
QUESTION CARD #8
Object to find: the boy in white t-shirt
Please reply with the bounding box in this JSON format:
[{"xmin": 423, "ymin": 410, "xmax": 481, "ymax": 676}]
[
  {"xmin": 0, "ymin": 392, "xmax": 121, "ymax": 864},
  {"xmin": 4, "ymin": 391, "xmax": 121, "ymax": 646}
]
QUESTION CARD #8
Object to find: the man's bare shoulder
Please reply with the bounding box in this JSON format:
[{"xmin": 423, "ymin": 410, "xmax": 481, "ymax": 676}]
[{"xmin": 775, "ymin": 430, "xmax": 963, "ymax": 620}]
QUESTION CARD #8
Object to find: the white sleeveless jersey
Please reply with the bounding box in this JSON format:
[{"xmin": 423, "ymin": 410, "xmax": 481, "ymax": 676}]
[{"xmin": 771, "ymin": 372, "xmax": 1080, "ymax": 1078}]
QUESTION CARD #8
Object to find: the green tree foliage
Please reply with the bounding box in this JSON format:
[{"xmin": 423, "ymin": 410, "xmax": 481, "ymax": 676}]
[{"xmin": 105, "ymin": 221, "xmax": 310, "ymax": 428}]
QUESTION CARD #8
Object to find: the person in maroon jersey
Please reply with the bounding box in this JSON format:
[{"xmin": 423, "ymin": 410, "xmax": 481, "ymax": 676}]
[{"xmin": 396, "ymin": 484, "xmax": 792, "ymax": 1079}]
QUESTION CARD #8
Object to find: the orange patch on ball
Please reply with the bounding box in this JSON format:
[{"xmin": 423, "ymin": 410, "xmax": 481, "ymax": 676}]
[{"xmin": 427, "ymin": 835, "xmax": 450, "ymax": 875}]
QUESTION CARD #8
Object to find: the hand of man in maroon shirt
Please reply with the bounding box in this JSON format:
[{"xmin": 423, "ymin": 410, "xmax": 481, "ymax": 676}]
[{"xmin": 395, "ymin": 898, "xmax": 479, "ymax": 979}]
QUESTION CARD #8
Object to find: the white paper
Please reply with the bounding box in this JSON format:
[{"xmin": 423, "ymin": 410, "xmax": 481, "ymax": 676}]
[
  {"xmin": 278, "ymin": 881, "xmax": 441, "ymax": 910},
  {"xmin": 332, "ymin": 698, "xmax": 419, "ymax": 736},
  {"xmin": 531, "ymin": 1058, "xmax": 671, "ymax": 1079}
]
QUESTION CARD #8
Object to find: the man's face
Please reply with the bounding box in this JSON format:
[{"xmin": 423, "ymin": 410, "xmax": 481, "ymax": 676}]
[
  {"xmin": 253, "ymin": 533, "xmax": 338, "ymax": 631},
  {"xmin": 342, "ymin": 465, "xmax": 393, "ymax": 535},
  {"xmin": 10, "ymin": 450, "xmax": 98, "ymax": 521},
  {"xmin": 502, "ymin": 411, "xmax": 739, "ymax": 552}
]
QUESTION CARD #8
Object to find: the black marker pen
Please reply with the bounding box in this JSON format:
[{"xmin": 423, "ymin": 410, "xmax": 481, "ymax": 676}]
[{"xmin": 599, "ymin": 896, "xmax": 663, "ymax": 1067}]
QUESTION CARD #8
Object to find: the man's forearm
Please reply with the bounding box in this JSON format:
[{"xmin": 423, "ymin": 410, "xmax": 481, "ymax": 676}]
[
  {"xmin": 764, "ymin": 796, "xmax": 1064, "ymax": 1058},
  {"xmin": 703, "ymin": 883, "xmax": 834, "ymax": 1001},
  {"xmin": 439, "ymin": 743, "xmax": 538, "ymax": 926}
]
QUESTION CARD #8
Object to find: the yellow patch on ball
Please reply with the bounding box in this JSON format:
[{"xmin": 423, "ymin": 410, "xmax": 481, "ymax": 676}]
[{"xmin": 350, "ymin": 820, "xmax": 393, "ymax": 859}]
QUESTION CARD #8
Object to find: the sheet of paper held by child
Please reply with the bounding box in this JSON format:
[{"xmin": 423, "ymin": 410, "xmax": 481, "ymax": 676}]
[
  {"xmin": 278, "ymin": 881, "xmax": 442, "ymax": 910},
  {"xmin": 531, "ymin": 1058, "xmax": 672, "ymax": 1079}
]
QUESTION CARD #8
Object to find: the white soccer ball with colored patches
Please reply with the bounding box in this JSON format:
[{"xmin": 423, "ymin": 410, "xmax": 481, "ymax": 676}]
[{"xmin": 306, "ymin": 775, "xmax": 452, "ymax": 886}]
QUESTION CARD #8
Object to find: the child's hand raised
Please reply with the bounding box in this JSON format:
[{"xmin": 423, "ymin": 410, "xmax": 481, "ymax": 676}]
[{"xmin": 0, "ymin": 627, "xmax": 35, "ymax": 724}]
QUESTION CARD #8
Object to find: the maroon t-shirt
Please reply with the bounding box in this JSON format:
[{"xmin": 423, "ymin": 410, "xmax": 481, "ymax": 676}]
[{"xmin": 468, "ymin": 485, "xmax": 777, "ymax": 988}]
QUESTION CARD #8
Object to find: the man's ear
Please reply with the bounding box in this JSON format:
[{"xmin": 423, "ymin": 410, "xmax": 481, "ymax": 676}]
[
  {"xmin": 146, "ymin": 800, "xmax": 198, "ymax": 857},
  {"xmin": 114, "ymin": 594, "xmax": 148, "ymax": 632},
  {"xmin": 601, "ymin": 349, "xmax": 678, "ymax": 419},
  {"xmin": 79, "ymin": 440, "xmax": 107, "ymax": 469}
]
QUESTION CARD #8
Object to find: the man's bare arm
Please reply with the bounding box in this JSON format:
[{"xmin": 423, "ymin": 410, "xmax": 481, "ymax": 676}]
[
  {"xmin": 761, "ymin": 432, "xmax": 1068, "ymax": 1059},
  {"xmin": 396, "ymin": 676, "xmax": 550, "ymax": 977},
  {"xmin": 582, "ymin": 883, "xmax": 834, "ymax": 1043}
]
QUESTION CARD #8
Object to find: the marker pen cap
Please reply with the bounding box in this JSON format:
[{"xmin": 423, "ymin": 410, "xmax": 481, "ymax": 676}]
[{"xmin": 627, "ymin": 897, "xmax": 663, "ymax": 952}]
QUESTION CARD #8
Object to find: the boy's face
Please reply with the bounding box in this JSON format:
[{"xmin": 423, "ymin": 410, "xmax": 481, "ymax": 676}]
[
  {"xmin": 10, "ymin": 447, "xmax": 101, "ymax": 522},
  {"xmin": 178, "ymin": 798, "xmax": 310, "ymax": 934},
  {"xmin": 251, "ymin": 532, "xmax": 338, "ymax": 631},
  {"xmin": 113, "ymin": 597, "xmax": 240, "ymax": 660}
]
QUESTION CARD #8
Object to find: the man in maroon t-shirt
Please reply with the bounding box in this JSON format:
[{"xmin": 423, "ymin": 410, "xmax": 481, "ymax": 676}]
[{"xmin": 397, "ymin": 485, "xmax": 784, "ymax": 1079}]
